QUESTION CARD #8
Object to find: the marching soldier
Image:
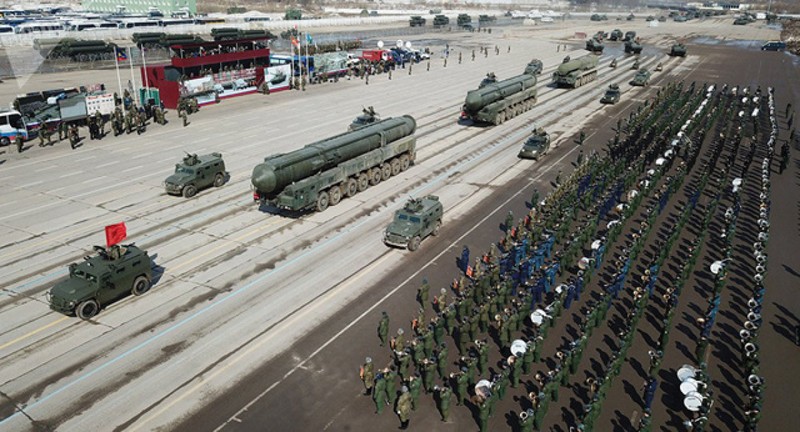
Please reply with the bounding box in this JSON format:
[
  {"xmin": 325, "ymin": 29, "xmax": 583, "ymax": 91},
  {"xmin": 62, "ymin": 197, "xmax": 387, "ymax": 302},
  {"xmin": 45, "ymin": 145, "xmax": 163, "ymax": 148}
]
[
  {"xmin": 396, "ymin": 386, "xmax": 412, "ymax": 429},
  {"xmin": 179, "ymin": 107, "xmax": 189, "ymax": 127},
  {"xmin": 427, "ymin": 60, "xmax": 430, "ymax": 71},
  {"xmin": 58, "ymin": 120, "xmax": 68, "ymax": 141},
  {"xmin": 38, "ymin": 125, "xmax": 49, "ymax": 147},
  {"xmin": 435, "ymin": 384, "xmax": 452, "ymax": 422},
  {"xmin": 436, "ymin": 343, "xmax": 448, "ymax": 378},
  {"xmin": 407, "ymin": 374, "xmax": 421, "ymax": 410},
  {"xmin": 137, "ymin": 109, "xmax": 147, "ymax": 134},
  {"xmin": 94, "ymin": 111, "xmax": 104, "ymax": 138},
  {"xmin": 385, "ymin": 368, "xmax": 398, "ymax": 408},
  {"xmin": 360, "ymin": 357, "xmax": 375, "ymax": 395},
  {"xmin": 417, "ymin": 279, "xmax": 430, "ymax": 309},
  {"xmin": 420, "ymin": 358, "xmax": 436, "ymax": 392},
  {"xmin": 478, "ymin": 397, "xmax": 491, "ymax": 432},
  {"xmin": 458, "ymin": 52, "xmax": 462, "ymax": 64},
  {"xmin": 378, "ymin": 311, "xmax": 390, "ymax": 346},
  {"xmin": 519, "ymin": 408, "xmax": 534, "ymax": 432},
  {"xmin": 124, "ymin": 110, "xmax": 133, "ymax": 134},
  {"xmin": 472, "ymin": 50, "xmax": 476, "ymax": 61}
]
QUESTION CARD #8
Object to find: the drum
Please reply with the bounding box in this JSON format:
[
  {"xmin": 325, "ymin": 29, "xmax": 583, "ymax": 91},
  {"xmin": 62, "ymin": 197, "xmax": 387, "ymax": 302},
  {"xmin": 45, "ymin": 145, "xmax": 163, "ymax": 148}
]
[
  {"xmin": 475, "ymin": 379, "xmax": 492, "ymax": 399},
  {"xmin": 511, "ymin": 339, "xmax": 527, "ymax": 357},
  {"xmin": 680, "ymin": 379, "xmax": 699, "ymax": 395},
  {"xmin": 530, "ymin": 309, "xmax": 548, "ymax": 326},
  {"xmin": 684, "ymin": 391, "xmax": 704, "ymax": 412},
  {"xmin": 555, "ymin": 284, "xmax": 566, "ymax": 294},
  {"xmin": 591, "ymin": 240, "xmax": 602, "ymax": 250},
  {"xmin": 677, "ymin": 365, "xmax": 697, "ymax": 382}
]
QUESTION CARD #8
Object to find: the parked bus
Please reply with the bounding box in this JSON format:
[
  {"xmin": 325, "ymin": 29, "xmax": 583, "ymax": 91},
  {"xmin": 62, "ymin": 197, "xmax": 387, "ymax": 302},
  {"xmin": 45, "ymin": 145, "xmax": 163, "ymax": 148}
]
[
  {"xmin": 244, "ymin": 16, "xmax": 271, "ymax": 22},
  {"xmin": 116, "ymin": 19, "xmax": 160, "ymax": 29},
  {"xmin": 14, "ymin": 22, "xmax": 64, "ymax": 34},
  {"xmin": 159, "ymin": 18, "xmax": 194, "ymax": 26},
  {"xmin": 0, "ymin": 109, "xmax": 29, "ymax": 146}
]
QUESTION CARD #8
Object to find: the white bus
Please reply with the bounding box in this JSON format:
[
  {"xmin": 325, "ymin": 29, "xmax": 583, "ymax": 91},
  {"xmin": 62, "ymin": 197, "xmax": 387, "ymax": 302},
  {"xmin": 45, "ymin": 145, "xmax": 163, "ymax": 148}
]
[
  {"xmin": 14, "ymin": 22, "xmax": 64, "ymax": 34},
  {"xmin": 0, "ymin": 109, "xmax": 29, "ymax": 145}
]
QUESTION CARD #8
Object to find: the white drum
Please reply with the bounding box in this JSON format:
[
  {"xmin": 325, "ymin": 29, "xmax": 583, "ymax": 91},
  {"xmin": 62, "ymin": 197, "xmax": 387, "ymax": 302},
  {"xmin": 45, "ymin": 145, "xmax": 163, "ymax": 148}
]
[
  {"xmin": 684, "ymin": 395, "xmax": 702, "ymax": 411},
  {"xmin": 677, "ymin": 365, "xmax": 697, "ymax": 382},
  {"xmin": 530, "ymin": 309, "xmax": 548, "ymax": 326},
  {"xmin": 511, "ymin": 339, "xmax": 527, "ymax": 357},
  {"xmin": 680, "ymin": 379, "xmax": 699, "ymax": 395}
]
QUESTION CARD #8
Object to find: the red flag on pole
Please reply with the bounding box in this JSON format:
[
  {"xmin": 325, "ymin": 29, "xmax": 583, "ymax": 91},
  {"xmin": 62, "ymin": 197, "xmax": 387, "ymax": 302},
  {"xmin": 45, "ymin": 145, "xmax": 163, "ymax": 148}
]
[{"xmin": 105, "ymin": 222, "xmax": 127, "ymax": 247}]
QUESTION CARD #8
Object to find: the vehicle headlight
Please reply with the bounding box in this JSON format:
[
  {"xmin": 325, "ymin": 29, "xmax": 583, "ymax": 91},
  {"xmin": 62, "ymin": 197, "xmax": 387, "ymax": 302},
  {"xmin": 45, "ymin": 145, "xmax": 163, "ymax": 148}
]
[{"xmin": 68, "ymin": 300, "xmax": 76, "ymax": 308}]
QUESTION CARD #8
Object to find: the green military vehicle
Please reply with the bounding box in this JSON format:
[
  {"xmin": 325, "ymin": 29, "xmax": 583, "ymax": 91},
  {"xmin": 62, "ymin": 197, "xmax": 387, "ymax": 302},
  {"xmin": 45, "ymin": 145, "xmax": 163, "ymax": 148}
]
[
  {"xmin": 349, "ymin": 107, "xmax": 380, "ymax": 131},
  {"xmin": 524, "ymin": 59, "xmax": 544, "ymax": 76},
  {"xmin": 518, "ymin": 128, "xmax": 551, "ymax": 160},
  {"xmin": 478, "ymin": 15, "xmax": 496, "ymax": 24},
  {"xmin": 433, "ymin": 15, "xmax": 450, "ymax": 28},
  {"xmin": 669, "ymin": 43, "xmax": 687, "ymax": 57},
  {"xmin": 600, "ymin": 83, "xmax": 621, "ymax": 104},
  {"xmin": 630, "ymin": 69, "xmax": 651, "ymax": 86},
  {"xmin": 409, "ymin": 16, "xmax": 426, "ymax": 27},
  {"xmin": 609, "ymin": 29, "xmax": 623, "ymax": 41},
  {"xmin": 164, "ymin": 153, "xmax": 227, "ymax": 198},
  {"xmin": 48, "ymin": 244, "xmax": 152, "ymax": 320},
  {"xmin": 384, "ymin": 196, "xmax": 443, "ymax": 251}
]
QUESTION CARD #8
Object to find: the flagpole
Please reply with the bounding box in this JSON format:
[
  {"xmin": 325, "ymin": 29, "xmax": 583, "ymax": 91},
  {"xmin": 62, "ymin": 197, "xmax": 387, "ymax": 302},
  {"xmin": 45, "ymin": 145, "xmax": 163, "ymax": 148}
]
[
  {"xmin": 141, "ymin": 47, "xmax": 149, "ymax": 91},
  {"xmin": 114, "ymin": 49, "xmax": 123, "ymax": 97},
  {"xmin": 128, "ymin": 47, "xmax": 137, "ymax": 105},
  {"xmin": 304, "ymin": 35, "xmax": 309, "ymax": 82}
]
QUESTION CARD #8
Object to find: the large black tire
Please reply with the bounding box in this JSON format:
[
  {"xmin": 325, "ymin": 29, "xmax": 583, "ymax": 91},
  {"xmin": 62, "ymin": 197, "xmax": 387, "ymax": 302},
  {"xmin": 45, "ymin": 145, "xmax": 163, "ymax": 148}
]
[
  {"xmin": 407, "ymin": 236, "xmax": 421, "ymax": 252},
  {"xmin": 432, "ymin": 220, "xmax": 441, "ymax": 236},
  {"xmin": 345, "ymin": 178, "xmax": 358, "ymax": 197},
  {"xmin": 369, "ymin": 168, "xmax": 382, "ymax": 185},
  {"xmin": 213, "ymin": 173, "xmax": 225, "ymax": 187},
  {"xmin": 131, "ymin": 275, "xmax": 151, "ymax": 296},
  {"xmin": 357, "ymin": 173, "xmax": 370, "ymax": 191},
  {"xmin": 329, "ymin": 186, "xmax": 342, "ymax": 206},
  {"xmin": 400, "ymin": 154, "xmax": 410, "ymax": 171},
  {"xmin": 391, "ymin": 158, "xmax": 402, "ymax": 176},
  {"xmin": 0, "ymin": 137, "xmax": 9, "ymax": 146},
  {"xmin": 76, "ymin": 299, "xmax": 100, "ymax": 320},
  {"xmin": 316, "ymin": 191, "xmax": 330, "ymax": 212},
  {"xmin": 183, "ymin": 185, "xmax": 197, "ymax": 198},
  {"xmin": 381, "ymin": 164, "xmax": 392, "ymax": 181}
]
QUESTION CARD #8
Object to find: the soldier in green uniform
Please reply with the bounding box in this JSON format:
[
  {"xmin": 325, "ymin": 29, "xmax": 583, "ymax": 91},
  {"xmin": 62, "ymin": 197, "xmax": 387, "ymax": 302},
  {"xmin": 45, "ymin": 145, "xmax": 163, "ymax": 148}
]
[
  {"xmin": 510, "ymin": 357, "xmax": 522, "ymax": 388},
  {"xmin": 417, "ymin": 279, "xmax": 430, "ymax": 309},
  {"xmin": 378, "ymin": 311, "xmax": 389, "ymax": 346},
  {"xmin": 453, "ymin": 369, "xmax": 468, "ymax": 406},
  {"xmin": 396, "ymin": 349, "xmax": 411, "ymax": 379},
  {"xmin": 396, "ymin": 386, "xmax": 412, "ymax": 429},
  {"xmin": 94, "ymin": 111, "xmax": 104, "ymax": 138},
  {"xmin": 495, "ymin": 366, "xmax": 510, "ymax": 400},
  {"xmin": 478, "ymin": 397, "xmax": 491, "ymax": 432},
  {"xmin": 421, "ymin": 358, "xmax": 436, "ymax": 392},
  {"xmin": 15, "ymin": 133, "xmax": 24, "ymax": 153},
  {"xmin": 458, "ymin": 52, "xmax": 462, "ymax": 64},
  {"xmin": 407, "ymin": 374, "xmax": 421, "ymax": 410},
  {"xmin": 180, "ymin": 108, "xmax": 189, "ymax": 127},
  {"xmin": 58, "ymin": 120, "xmax": 68, "ymax": 140},
  {"xmin": 38, "ymin": 125, "xmax": 48, "ymax": 147},
  {"xmin": 360, "ymin": 357, "xmax": 374, "ymax": 395},
  {"xmin": 385, "ymin": 368, "xmax": 398, "ymax": 408},
  {"xmin": 68, "ymin": 124, "xmax": 79, "ymax": 149},
  {"xmin": 393, "ymin": 328, "xmax": 406, "ymax": 352},
  {"xmin": 472, "ymin": 50, "xmax": 476, "ymax": 61},
  {"xmin": 436, "ymin": 343, "xmax": 448, "ymax": 378},
  {"xmin": 477, "ymin": 340, "xmax": 489, "ymax": 375},
  {"xmin": 522, "ymin": 342, "xmax": 534, "ymax": 374},
  {"xmin": 435, "ymin": 385, "xmax": 452, "ymax": 422},
  {"xmin": 373, "ymin": 371, "xmax": 387, "ymax": 414}
]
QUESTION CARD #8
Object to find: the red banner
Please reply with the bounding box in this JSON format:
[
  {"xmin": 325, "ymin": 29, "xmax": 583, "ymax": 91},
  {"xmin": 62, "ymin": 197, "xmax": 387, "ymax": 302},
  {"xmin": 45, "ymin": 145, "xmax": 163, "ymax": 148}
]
[{"xmin": 105, "ymin": 222, "xmax": 127, "ymax": 248}]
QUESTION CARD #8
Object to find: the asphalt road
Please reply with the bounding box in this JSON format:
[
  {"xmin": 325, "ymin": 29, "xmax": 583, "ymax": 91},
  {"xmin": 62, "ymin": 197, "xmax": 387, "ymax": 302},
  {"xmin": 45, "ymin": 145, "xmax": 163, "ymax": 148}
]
[{"xmin": 0, "ymin": 16, "xmax": 795, "ymax": 432}]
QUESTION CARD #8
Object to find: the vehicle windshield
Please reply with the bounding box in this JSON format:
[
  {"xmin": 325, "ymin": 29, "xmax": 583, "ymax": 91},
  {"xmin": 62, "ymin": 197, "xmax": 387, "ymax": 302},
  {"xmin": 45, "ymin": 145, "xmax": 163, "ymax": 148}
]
[
  {"xmin": 73, "ymin": 269, "xmax": 97, "ymax": 283},
  {"xmin": 396, "ymin": 214, "xmax": 421, "ymax": 223},
  {"xmin": 176, "ymin": 167, "xmax": 194, "ymax": 175}
]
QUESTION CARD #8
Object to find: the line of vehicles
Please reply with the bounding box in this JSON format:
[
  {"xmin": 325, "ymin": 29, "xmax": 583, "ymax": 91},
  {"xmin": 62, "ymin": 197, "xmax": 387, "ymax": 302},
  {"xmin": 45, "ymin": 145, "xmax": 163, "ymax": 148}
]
[{"xmin": 41, "ymin": 38, "xmax": 689, "ymax": 320}]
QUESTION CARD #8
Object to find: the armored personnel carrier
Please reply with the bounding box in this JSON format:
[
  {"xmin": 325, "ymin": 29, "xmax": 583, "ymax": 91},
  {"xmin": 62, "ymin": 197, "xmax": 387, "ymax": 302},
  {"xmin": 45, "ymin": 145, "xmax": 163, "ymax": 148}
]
[
  {"xmin": 609, "ymin": 29, "xmax": 623, "ymax": 41},
  {"xmin": 48, "ymin": 244, "xmax": 152, "ymax": 320},
  {"xmin": 524, "ymin": 59, "xmax": 543, "ymax": 76},
  {"xmin": 624, "ymin": 40, "xmax": 643, "ymax": 54},
  {"xmin": 409, "ymin": 16, "xmax": 426, "ymax": 27},
  {"xmin": 585, "ymin": 37, "xmax": 604, "ymax": 53},
  {"xmin": 457, "ymin": 14, "xmax": 472, "ymax": 28},
  {"xmin": 630, "ymin": 69, "xmax": 651, "ymax": 86},
  {"xmin": 669, "ymin": 43, "xmax": 687, "ymax": 57},
  {"xmin": 600, "ymin": 84, "xmax": 621, "ymax": 104},
  {"xmin": 433, "ymin": 15, "xmax": 450, "ymax": 28},
  {"xmin": 623, "ymin": 31, "xmax": 637, "ymax": 42},
  {"xmin": 518, "ymin": 129, "xmax": 551, "ymax": 160},
  {"xmin": 164, "ymin": 153, "xmax": 227, "ymax": 198},
  {"xmin": 46, "ymin": 39, "xmax": 119, "ymax": 61},
  {"xmin": 384, "ymin": 195, "xmax": 443, "ymax": 251}
]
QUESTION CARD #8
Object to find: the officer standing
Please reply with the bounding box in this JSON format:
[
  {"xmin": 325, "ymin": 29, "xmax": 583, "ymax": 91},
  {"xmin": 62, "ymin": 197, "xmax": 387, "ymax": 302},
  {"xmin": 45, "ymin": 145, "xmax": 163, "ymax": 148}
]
[
  {"xmin": 396, "ymin": 386, "xmax": 412, "ymax": 429},
  {"xmin": 385, "ymin": 368, "xmax": 398, "ymax": 408},
  {"xmin": 458, "ymin": 52, "xmax": 462, "ymax": 64},
  {"xmin": 378, "ymin": 311, "xmax": 389, "ymax": 346},
  {"xmin": 15, "ymin": 133, "xmax": 24, "ymax": 153},
  {"xmin": 373, "ymin": 370, "xmax": 387, "ymax": 414},
  {"xmin": 180, "ymin": 108, "xmax": 189, "ymax": 127},
  {"xmin": 58, "ymin": 121, "xmax": 68, "ymax": 141},
  {"xmin": 94, "ymin": 111, "xmax": 104, "ymax": 138},
  {"xmin": 360, "ymin": 357, "xmax": 375, "ymax": 395},
  {"xmin": 68, "ymin": 124, "xmax": 79, "ymax": 149}
]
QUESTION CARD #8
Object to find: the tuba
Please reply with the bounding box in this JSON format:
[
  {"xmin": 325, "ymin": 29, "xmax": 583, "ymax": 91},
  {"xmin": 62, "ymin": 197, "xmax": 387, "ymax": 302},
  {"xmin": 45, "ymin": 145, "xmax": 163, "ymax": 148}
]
[
  {"xmin": 744, "ymin": 342, "xmax": 757, "ymax": 353},
  {"xmin": 747, "ymin": 311, "xmax": 761, "ymax": 322},
  {"xmin": 744, "ymin": 320, "xmax": 758, "ymax": 331},
  {"xmin": 739, "ymin": 329, "xmax": 751, "ymax": 340},
  {"xmin": 519, "ymin": 410, "xmax": 528, "ymax": 421},
  {"xmin": 754, "ymin": 273, "xmax": 763, "ymax": 283},
  {"xmin": 748, "ymin": 298, "xmax": 759, "ymax": 309}
]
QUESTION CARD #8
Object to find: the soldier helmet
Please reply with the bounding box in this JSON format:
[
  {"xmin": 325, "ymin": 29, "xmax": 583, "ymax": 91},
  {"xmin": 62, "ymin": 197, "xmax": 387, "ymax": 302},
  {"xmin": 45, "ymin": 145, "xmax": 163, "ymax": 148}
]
[
  {"xmin": 366, "ymin": 357, "xmax": 372, "ymax": 363},
  {"xmin": 401, "ymin": 385, "xmax": 409, "ymax": 393},
  {"xmin": 398, "ymin": 328, "xmax": 404, "ymax": 335},
  {"xmin": 441, "ymin": 288, "xmax": 447, "ymax": 294}
]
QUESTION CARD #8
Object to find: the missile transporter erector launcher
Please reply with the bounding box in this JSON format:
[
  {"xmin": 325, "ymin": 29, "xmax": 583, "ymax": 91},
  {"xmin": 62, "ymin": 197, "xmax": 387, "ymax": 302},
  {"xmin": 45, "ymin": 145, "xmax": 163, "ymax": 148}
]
[
  {"xmin": 460, "ymin": 67, "xmax": 538, "ymax": 125},
  {"xmin": 552, "ymin": 55, "xmax": 599, "ymax": 88},
  {"xmin": 252, "ymin": 116, "xmax": 417, "ymax": 212}
]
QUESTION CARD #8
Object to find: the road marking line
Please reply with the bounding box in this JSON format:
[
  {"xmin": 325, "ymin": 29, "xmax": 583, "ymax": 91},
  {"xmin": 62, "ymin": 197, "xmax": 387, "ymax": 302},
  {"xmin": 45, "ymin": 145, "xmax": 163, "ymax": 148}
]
[{"xmin": 0, "ymin": 316, "xmax": 69, "ymax": 351}]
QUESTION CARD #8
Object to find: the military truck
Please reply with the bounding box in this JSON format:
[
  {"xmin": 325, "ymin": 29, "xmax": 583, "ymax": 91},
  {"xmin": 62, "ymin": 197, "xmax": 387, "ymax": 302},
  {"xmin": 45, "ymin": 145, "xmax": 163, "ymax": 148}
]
[
  {"xmin": 518, "ymin": 129, "xmax": 551, "ymax": 160},
  {"xmin": 48, "ymin": 244, "xmax": 152, "ymax": 320},
  {"xmin": 669, "ymin": 43, "xmax": 687, "ymax": 57},
  {"xmin": 552, "ymin": 55, "xmax": 599, "ymax": 88},
  {"xmin": 132, "ymin": 32, "xmax": 166, "ymax": 49},
  {"xmin": 409, "ymin": 16, "xmax": 426, "ymax": 27},
  {"xmin": 585, "ymin": 37, "xmax": 604, "ymax": 53},
  {"xmin": 609, "ymin": 29, "xmax": 623, "ymax": 41},
  {"xmin": 630, "ymin": 69, "xmax": 651, "ymax": 86},
  {"xmin": 524, "ymin": 59, "xmax": 544, "ymax": 76},
  {"xmin": 164, "ymin": 153, "xmax": 227, "ymax": 198},
  {"xmin": 349, "ymin": 107, "xmax": 380, "ymax": 130},
  {"xmin": 384, "ymin": 195, "xmax": 443, "ymax": 251},
  {"xmin": 45, "ymin": 39, "xmax": 119, "ymax": 61},
  {"xmin": 600, "ymin": 84, "xmax": 621, "ymax": 104},
  {"xmin": 478, "ymin": 15, "xmax": 496, "ymax": 24},
  {"xmin": 460, "ymin": 64, "xmax": 538, "ymax": 125},
  {"xmin": 252, "ymin": 116, "xmax": 417, "ymax": 212},
  {"xmin": 457, "ymin": 14, "xmax": 472, "ymax": 28},
  {"xmin": 433, "ymin": 15, "xmax": 450, "ymax": 28}
]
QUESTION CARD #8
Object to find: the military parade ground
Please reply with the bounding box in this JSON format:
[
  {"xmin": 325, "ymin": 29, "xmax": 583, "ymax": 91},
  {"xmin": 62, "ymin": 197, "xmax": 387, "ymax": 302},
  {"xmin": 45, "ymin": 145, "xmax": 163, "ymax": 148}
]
[{"xmin": 0, "ymin": 11, "xmax": 798, "ymax": 432}]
